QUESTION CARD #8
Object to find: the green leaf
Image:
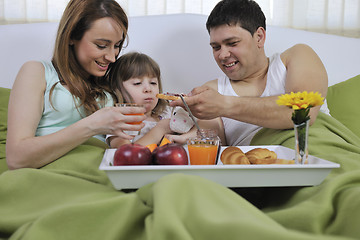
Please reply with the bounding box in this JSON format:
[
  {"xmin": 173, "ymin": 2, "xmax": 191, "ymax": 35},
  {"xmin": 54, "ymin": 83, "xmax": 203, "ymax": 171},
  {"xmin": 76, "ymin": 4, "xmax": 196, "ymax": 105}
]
[{"xmin": 292, "ymin": 108, "xmax": 310, "ymax": 125}]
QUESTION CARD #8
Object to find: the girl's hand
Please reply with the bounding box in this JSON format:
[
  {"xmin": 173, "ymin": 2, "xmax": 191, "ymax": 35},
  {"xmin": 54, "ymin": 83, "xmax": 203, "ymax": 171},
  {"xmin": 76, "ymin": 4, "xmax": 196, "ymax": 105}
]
[{"xmin": 165, "ymin": 131, "xmax": 197, "ymax": 145}]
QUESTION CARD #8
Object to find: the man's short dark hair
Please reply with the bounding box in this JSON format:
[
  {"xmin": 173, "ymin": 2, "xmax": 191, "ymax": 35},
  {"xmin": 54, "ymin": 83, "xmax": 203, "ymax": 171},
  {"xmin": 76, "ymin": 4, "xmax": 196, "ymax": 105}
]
[{"xmin": 206, "ymin": 0, "xmax": 266, "ymax": 35}]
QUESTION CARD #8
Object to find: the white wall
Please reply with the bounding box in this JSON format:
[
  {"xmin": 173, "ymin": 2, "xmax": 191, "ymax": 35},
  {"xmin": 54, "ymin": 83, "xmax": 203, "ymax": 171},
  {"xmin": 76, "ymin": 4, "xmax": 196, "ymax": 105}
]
[{"xmin": 1, "ymin": 14, "xmax": 359, "ymax": 91}]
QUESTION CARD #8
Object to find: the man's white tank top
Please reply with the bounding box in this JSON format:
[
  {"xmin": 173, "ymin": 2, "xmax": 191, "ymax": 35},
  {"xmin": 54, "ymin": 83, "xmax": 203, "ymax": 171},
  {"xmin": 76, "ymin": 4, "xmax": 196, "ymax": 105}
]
[{"xmin": 217, "ymin": 53, "xmax": 329, "ymax": 146}]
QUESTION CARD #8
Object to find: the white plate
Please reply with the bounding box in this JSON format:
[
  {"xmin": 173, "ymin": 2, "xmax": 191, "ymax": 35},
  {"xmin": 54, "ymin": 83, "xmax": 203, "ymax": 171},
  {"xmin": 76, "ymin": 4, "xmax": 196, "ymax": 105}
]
[{"xmin": 99, "ymin": 145, "xmax": 340, "ymax": 189}]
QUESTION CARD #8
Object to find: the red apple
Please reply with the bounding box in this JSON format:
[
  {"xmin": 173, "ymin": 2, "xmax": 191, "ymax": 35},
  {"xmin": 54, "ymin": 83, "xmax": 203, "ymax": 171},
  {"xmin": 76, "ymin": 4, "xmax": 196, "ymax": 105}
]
[
  {"xmin": 153, "ymin": 143, "xmax": 188, "ymax": 165},
  {"xmin": 113, "ymin": 144, "xmax": 152, "ymax": 166}
]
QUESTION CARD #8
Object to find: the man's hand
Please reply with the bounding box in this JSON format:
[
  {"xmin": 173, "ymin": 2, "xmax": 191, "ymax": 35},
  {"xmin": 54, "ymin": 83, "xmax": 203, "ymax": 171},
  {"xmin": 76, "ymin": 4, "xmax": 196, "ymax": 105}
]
[{"xmin": 170, "ymin": 85, "xmax": 225, "ymax": 120}]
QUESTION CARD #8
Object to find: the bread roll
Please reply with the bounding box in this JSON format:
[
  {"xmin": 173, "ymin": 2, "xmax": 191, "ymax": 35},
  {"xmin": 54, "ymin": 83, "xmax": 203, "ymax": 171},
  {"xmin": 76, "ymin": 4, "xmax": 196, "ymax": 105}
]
[
  {"xmin": 273, "ymin": 159, "xmax": 295, "ymax": 164},
  {"xmin": 245, "ymin": 148, "xmax": 277, "ymax": 164},
  {"xmin": 220, "ymin": 147, "xmax": 294, "ymax": 165},
  {"xmin": 221, "ymin": 147, "xmax": 250, "ymax": 165}
]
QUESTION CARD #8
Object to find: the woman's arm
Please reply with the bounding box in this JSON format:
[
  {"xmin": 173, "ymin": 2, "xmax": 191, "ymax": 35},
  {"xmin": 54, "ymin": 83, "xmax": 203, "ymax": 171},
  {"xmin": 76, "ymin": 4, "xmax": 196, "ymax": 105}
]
[{"xmin": 6, "ymin": 61, "xmax": 145, "ymax": 169}]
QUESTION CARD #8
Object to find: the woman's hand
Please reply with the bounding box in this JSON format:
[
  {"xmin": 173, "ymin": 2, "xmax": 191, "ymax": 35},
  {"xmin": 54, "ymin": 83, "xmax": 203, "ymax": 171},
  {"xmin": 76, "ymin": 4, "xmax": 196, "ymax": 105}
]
[{"xmin": 85, "ymin": 106, "xmax": 146, "ymax": 139}]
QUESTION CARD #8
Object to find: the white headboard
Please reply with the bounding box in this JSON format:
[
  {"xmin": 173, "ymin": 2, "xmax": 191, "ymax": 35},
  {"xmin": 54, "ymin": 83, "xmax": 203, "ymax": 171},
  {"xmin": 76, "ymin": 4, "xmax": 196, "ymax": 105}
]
[{"xmin": 1, "ymin": 14, "xmax": 359, "ymax": 91}]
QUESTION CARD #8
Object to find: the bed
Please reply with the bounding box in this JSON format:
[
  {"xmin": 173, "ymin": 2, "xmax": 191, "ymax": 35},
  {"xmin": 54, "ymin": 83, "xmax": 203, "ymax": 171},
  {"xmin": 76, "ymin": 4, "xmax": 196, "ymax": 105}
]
[{"xmin": 1, "ymin": 14, "xmax": 360, "ymax": 240}]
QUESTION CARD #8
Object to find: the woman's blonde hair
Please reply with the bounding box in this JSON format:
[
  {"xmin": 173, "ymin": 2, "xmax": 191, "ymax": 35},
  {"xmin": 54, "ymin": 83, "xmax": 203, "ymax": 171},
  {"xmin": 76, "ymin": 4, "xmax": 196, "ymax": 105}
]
[
  {"xmin": 51, "ymin": 0, "xmax": 128, "ymax": 115},
  {"xmin": 109, "ymin": 52, "xmax": 168, "ymax": 119}
]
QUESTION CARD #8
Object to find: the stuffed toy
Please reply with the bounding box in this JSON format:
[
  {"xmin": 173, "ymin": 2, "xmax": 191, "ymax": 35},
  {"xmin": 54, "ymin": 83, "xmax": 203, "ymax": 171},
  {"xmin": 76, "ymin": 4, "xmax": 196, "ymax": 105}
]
[{"xmin": 170, "ymin": 106, "xmax": 194, "ymax": 134}]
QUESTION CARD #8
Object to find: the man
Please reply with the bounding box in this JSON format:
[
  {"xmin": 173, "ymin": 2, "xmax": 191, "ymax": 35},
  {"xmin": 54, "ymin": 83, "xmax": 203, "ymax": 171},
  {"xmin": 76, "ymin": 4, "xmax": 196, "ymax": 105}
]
[{"xmin": 171, "ymin": 0, "xmax": 328, "ymax": 146}]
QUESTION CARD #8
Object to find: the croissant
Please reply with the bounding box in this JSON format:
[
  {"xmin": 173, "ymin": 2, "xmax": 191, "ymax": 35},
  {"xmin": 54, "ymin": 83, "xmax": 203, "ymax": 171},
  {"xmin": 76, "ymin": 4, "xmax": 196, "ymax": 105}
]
[
  {"xmin": 273, "ymin": 159, "xmax": 295, "ymax": 164},
  {"xmin": 245, "ymin": 148, "xmax": 277, "ymax": 164},
  {"xmin": 221, "ymin": 147, "xmax": 294, "ymax": 165},
  {"xmin": 221, "ymin": 146, "xmax": 250, "ymax": 164}
]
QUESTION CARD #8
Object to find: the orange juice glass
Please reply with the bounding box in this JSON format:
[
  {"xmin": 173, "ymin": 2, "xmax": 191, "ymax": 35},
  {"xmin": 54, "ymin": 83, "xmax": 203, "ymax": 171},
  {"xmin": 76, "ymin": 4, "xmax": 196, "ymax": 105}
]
[
  {"xmin": 187, "ymin": 138, "xmax": 220, "ymax": 165},
  {"xmin": 115, "ymin": 103, "xmax": 144, "ymax": 125}
]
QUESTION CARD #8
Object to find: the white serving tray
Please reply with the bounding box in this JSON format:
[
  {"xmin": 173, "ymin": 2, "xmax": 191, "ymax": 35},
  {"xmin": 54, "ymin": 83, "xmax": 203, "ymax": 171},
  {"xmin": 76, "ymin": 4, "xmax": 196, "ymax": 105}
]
[{"xmin": 99, "ymin": 145, "xmax": 340, "ymax": 189}]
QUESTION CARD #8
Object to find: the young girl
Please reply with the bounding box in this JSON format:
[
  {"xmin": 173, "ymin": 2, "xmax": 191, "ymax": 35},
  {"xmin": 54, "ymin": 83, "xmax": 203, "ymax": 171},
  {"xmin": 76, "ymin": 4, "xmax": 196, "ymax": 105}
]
[
  {"xmin": 6, "ymin": 0, "xmax": 146, "ymax": 169},
  {"xmin": 107, "ymin": 52, "xmax": 177, "ymax": 148}
]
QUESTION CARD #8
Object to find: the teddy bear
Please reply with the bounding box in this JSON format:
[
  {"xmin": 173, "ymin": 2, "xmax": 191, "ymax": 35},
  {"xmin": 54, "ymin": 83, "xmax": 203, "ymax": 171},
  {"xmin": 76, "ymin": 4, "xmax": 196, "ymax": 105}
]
[{"xmin": 169, "ymin": 106, "xmax": 195, "ymax": 134}]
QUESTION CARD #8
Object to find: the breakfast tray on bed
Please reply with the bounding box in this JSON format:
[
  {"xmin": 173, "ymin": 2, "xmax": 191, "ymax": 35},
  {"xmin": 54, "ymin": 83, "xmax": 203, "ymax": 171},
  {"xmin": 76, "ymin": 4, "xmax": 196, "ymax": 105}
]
[{"xmin": 99, "ymin": 145, "xmax": 340, "ymax": 189}]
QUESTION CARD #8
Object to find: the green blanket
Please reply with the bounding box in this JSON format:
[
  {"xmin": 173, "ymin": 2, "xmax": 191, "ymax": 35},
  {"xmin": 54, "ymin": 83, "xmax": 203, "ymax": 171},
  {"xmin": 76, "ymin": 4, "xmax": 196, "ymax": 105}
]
[{"xmin": 1, "ymin": 113, "xmax": 360, "ymax": 240}]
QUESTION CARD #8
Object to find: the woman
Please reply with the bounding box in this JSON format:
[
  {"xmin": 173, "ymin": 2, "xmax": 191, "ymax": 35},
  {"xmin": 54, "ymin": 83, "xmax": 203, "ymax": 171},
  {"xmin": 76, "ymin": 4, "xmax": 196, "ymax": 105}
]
[{"xmin": 6, "ymin": 0, "xmax": 146, "ymax": 169}]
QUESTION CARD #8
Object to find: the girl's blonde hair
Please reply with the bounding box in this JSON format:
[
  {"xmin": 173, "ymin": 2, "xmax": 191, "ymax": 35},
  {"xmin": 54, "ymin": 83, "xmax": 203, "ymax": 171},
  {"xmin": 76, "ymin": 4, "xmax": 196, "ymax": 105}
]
[
  {"xmin": 109, "ymin": 52, "xmax": 168, "ymax": 119},
  {"xmin": 51, "ymin": 0, "xmax": 128, "ymax": 115}
]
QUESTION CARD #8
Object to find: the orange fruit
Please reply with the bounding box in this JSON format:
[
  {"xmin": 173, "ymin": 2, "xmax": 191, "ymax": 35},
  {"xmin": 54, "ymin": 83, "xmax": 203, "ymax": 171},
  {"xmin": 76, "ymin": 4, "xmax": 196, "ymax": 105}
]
[
  {"xmin": 159, "ymin": 137, "xmax": 172, "ymax": 147},
  {"xmin": 146, "ymin": 143, "xmax": 158, "ymax": 153}
]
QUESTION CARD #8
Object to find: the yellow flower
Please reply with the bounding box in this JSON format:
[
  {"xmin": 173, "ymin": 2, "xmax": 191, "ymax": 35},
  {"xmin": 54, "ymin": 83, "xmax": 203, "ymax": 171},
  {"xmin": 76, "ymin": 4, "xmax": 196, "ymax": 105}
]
[
  {"xmin": 276, "ymin": 91, "xmax": 324, "ymax": 125},
  {"xmin": 276, "ymin": 91, "xmax": 324, "ymax": 110}
]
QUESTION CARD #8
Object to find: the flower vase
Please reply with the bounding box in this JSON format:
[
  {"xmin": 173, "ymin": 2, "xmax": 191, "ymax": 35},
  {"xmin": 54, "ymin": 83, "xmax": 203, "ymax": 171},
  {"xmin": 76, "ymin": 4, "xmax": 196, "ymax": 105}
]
[{"xmin": 294, "ymin": 120, "xmax": 309, "ymax": 164}]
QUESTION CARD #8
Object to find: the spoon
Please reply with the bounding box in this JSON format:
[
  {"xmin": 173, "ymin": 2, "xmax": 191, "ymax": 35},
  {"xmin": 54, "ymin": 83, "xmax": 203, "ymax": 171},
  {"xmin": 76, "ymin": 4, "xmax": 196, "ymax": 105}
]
[{"xmin": 179, "ymin": 95, "xmax": 204, "ymax": 138}]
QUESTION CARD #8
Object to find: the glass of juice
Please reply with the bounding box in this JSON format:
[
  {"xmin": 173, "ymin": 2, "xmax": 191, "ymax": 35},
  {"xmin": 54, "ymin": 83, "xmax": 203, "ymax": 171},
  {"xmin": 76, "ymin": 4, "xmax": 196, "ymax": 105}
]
[
  {"xmin": 115, "ymin": 103, "xmax": 144, "ymax": 125},
  {"xmin": 187, "ymin": 137, "xmax": 220, "ymax": 165},
  {"xmin": 115, "ymin": 103, "xmax": 144, "ymax": 136}
]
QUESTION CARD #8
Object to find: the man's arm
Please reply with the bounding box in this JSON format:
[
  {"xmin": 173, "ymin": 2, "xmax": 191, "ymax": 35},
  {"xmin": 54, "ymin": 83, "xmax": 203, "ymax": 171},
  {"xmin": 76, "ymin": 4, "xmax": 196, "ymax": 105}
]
[
  {"xmin": 170, "ymin": 44, "xmax": 327, "ymax": 129},
  {"xmin": 282, "ymin": 44, "xmax": 328, "ymax": 125}
]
